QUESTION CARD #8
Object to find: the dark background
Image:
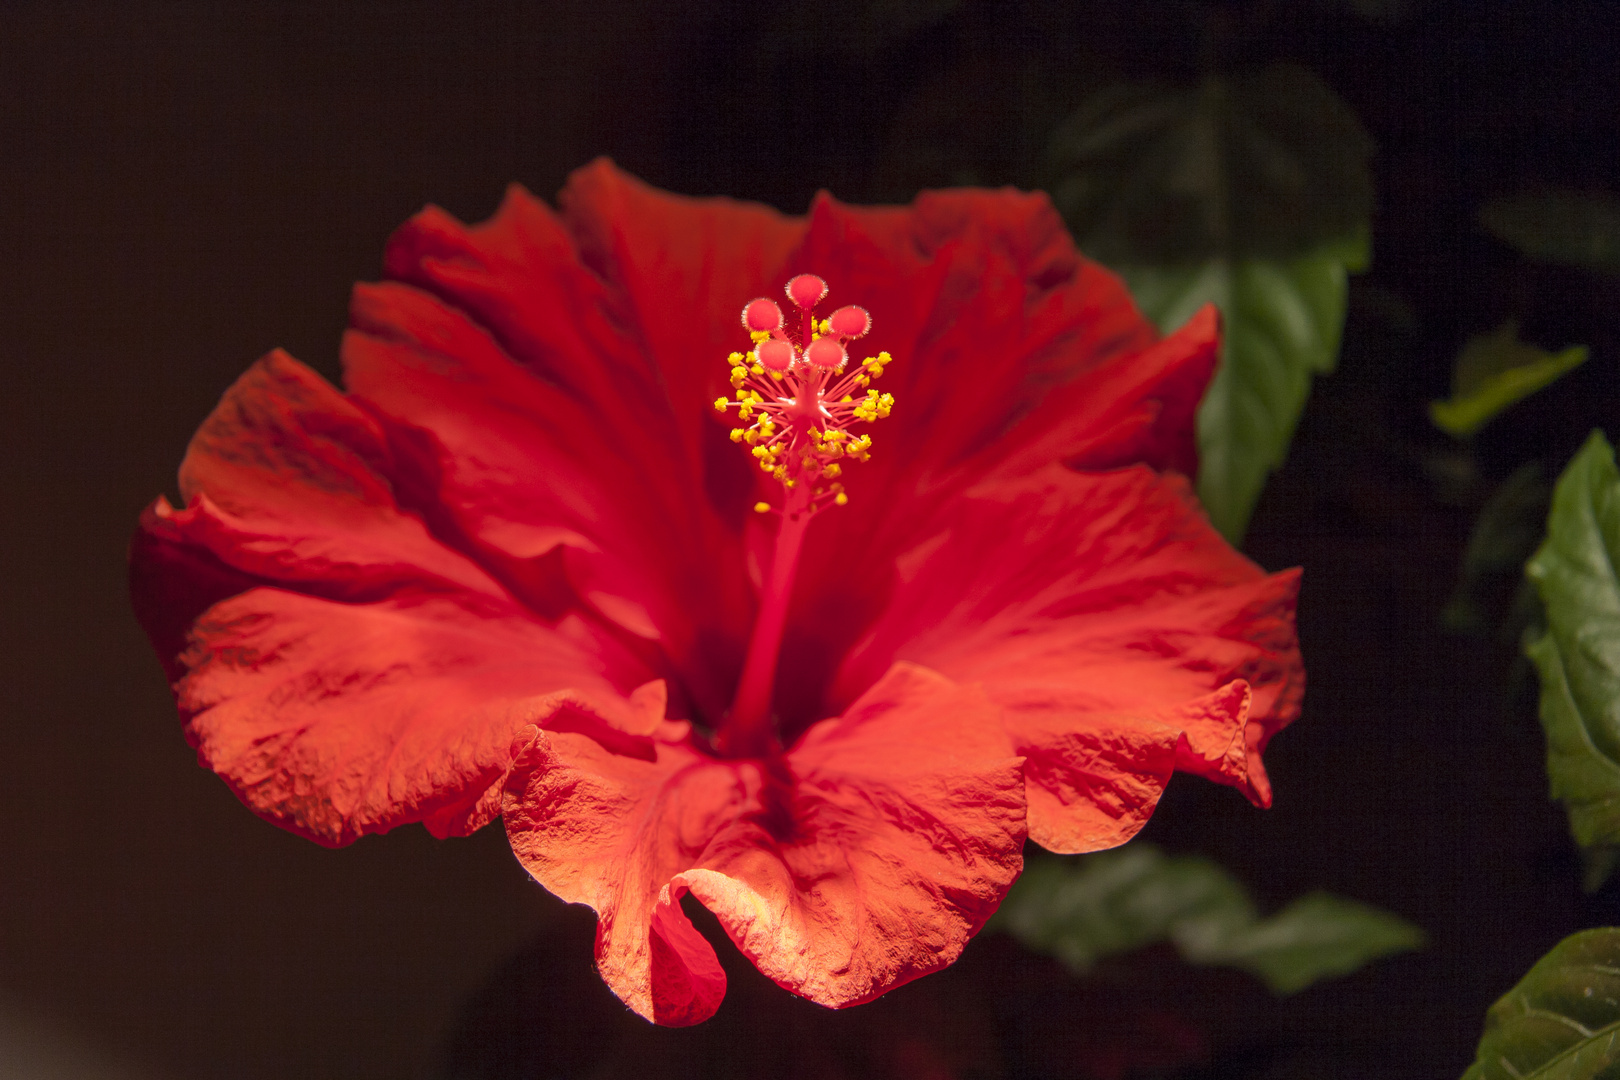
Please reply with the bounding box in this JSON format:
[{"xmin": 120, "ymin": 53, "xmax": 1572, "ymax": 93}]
[{"xmin": 3, "ymin": 1, "xmax": 1619, "ymax": 1077}]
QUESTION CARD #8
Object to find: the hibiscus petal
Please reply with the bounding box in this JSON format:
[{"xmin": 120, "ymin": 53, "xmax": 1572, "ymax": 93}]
[
  {"xmin": 830, "ymin": 464, "xmax": 1302, "ymax": 853},
  {"xmin": 692, "ymin": 663, "xmax": 1026, "ymax": 1007},
  {"xmin": 345, "ymin": 166, "xmax": 807, "ymax": 719},
  {"xmin": 987, "ymin": 303, "xmax": 1221, "ymax": 480},
  {"xmin": 341, "ymin": 164, "xmax": 1225, "ymax": 737},
  {"xmin": 177, "ymin": 587, "xmax": 636, "ymax": 846},
  {"xmin": 502, "ymin": 662, "xmax": 1025, "ymax": 1026},
  {"xmin": 130, "ymin": 350, "xmax": 657, "ymax": 843},
  {"xmin": 151, "ymin": 349, "xmax": 514, "ymax": 604},
  {"xmin": 761, "ymin": 192, "xmax": 1229, "ymax": 737},
  {"xmin": 501, "ymin": 726, "xmax": 746, "ymax": 1025},
  {"xmin": 785, "ymin": 186, "xmax": 1157, "ymax": 510}
]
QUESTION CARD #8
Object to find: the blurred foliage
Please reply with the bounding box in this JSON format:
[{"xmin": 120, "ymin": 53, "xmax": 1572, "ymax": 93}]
[
  {"xmin": 1442, "ymin": 462, "xmax": 1550, "ymax": 639},
  {"xmin": 1430, "ymin": 323, "xmax": 1588, "ymax": 439},
  {"xmin": 1483, "ymin": 191, "xmax": 1620, "ymax": 273},
  {"xmin": 1047, "ymin": 66, "xmax": 1372, "ymax": 264},
  {"xmin": 992, "ymin": 845, "xmax": 1423, "ymax": 996},
  {"xmin": 1527, "ymin": 432, "xmax": 1620, "ymax": 891},
  {"xmin": 1047, "ymin": 65, "xmax": 1372, "ymax": 542},
  {"xmin": 1460, "ymin": 927, "xmax": 1620, "ymax": 1080}
]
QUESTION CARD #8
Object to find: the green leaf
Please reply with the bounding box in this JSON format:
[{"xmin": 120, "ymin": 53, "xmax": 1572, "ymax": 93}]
[
  {"xmin": 1482, "ymin": 191, "xmax": 1620, "ymax": 272},
  {"xmin": 992, "ymin": 846, "xmax": 1423, "ymax": 996},
  {"xmin": 1191, "ymin": 892, "xmax": 1428, "ymax": 995},
  {"xmin": 1430, "ymin": 322, "xmax": 1588, "ymax": 438},
  {"xmin": 1460, "ymin": 927, "xmax": 1620, "ymax": 1080},
  {"xmin": 1122, "ymin": 230, "xmax": 1368, "ymax": 543},
  {"xmin": 1046, "ymin": 66, "xmax": 1372, "ymax": 543},
  {"xmin": 1527, "ymin": 432, "xmax": 1620, "ymax": 889}
]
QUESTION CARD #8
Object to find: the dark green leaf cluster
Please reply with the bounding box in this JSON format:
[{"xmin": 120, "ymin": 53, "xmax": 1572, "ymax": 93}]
[
  {"xmin": 1048, "ymin": 66, "xmax": 1372, "ymax": 266},
  {"xmin": 992, "ymin": 845, "xmax": 1423, "ymax": 996}
]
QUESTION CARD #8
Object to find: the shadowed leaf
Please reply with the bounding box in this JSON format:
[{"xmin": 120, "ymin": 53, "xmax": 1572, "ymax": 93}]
[
  {"xmin": 1442, "ymin": 463, "xmax": 1551, "ymax": 637},
  {"xmin": 993, "ymin": 846, "xmax": 1422, "ymax": 996},
  {"xmin": 1188, "ymin": 892, "xmax": 1427, "ymax": 995},
  {"xmin": 1483, "ymin": 191, "xmax": 1620, "ymax": 272},
  {"xmin": 1049, "ymin": 67, "xmax": 1372, "ymax": 264}
]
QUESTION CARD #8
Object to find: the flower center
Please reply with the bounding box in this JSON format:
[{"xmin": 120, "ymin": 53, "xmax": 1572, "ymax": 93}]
[{"xmin": 712, "ymin": 274, "xmax": 895, "ymax": 756}]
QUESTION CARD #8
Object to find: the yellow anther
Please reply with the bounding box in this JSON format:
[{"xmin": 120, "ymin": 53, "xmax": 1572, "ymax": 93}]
[
  {"xmin": 860, "ymin": 352, "xmax": 890, "ymax": 380},
  {"xmin": 714, "ymin": 397, "xmax": 729, "ymax": 412},
  {"xmin": 723, "ymin": 300, "xmax": 891, "ymax": 512}
]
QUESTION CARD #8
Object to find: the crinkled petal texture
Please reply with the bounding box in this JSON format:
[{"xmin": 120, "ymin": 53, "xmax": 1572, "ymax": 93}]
[
  {"xmin": 130, "ymin": 350, "xmax": 659, "ymax": 845},
  {"xmin": 830, "ymin": 463, "xmax": 1301, "ymax": 853},
  {"xmin": 502, "ymin": 663, "xmax": 1025, "ymax": 1026}
]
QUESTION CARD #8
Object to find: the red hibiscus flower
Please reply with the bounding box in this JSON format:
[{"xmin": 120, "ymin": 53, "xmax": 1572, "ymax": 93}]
[{"xmin": 130, "ymin": 160, "xmax": 1302, "ymax": 1026}]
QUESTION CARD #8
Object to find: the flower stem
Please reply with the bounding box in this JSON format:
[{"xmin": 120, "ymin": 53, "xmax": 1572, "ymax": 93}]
[{"xmin": 721, "ymin": 487, "xmax": 813, "ymax": 757}]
